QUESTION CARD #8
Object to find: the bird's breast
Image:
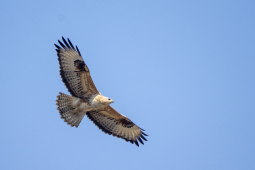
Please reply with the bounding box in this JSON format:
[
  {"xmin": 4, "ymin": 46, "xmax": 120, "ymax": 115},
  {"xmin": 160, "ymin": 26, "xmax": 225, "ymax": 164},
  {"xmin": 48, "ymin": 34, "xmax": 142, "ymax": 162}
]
[{"xmin": 76, "ymin": 94, "xmax": 104, "ymax": 112}]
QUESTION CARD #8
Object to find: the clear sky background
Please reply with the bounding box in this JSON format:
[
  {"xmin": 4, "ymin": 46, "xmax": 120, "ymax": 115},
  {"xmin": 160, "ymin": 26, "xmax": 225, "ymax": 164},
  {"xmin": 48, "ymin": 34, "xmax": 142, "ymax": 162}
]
[{"xmin": 1, "ymin": 0, "xmax": 255, "ymax": 170}]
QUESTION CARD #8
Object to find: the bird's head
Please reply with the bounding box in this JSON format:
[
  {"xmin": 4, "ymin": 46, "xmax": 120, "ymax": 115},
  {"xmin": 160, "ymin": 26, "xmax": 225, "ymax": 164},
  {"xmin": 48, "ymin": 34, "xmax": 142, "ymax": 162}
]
[{"xmin": 99, "ymin": 95, "xmax": 114, "ymax": 105}]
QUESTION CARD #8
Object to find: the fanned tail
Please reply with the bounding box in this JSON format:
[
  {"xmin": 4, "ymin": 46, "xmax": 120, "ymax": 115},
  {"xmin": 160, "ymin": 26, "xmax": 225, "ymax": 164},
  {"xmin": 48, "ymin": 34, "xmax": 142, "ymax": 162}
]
[{"xmin": 56, "ymin": 92, "xmax": 85, "ymax": 128}]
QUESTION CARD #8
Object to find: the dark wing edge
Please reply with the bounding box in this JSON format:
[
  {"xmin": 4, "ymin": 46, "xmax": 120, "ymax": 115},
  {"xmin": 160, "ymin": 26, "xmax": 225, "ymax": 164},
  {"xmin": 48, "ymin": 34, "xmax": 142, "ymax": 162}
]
[
  {"xmin": 86, "ymin": 111, "xmax": 148, "ymax": 147},
  {"xmin": 55, "ymin": 37, "xmax": 80, "ymax": 55}
]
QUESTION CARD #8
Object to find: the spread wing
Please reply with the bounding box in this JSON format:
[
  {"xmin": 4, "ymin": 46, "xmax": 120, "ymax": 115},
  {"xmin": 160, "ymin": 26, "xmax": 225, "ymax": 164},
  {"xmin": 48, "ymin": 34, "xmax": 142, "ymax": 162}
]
[
  {"xmin": 55, "ymin": 37, "xmax": 99, "ymax": 98},
  {"xmin": 86, "ymin": 106, "xmax": 148, "ymax": 147}
]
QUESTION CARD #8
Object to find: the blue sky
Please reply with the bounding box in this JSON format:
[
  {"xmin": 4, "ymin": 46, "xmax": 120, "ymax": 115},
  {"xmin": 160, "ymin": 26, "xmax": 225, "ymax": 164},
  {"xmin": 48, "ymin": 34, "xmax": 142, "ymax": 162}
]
[{"xmin": 1, "ymin": 0, "xmax": 255, "ymax": 169}]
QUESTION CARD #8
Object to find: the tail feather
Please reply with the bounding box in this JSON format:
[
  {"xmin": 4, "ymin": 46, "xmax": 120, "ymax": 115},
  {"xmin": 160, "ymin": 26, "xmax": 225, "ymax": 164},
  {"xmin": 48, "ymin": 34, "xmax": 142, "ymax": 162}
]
[{"xmin": 56, "ymin": 92, "xmax": 85, "ymax": 128}]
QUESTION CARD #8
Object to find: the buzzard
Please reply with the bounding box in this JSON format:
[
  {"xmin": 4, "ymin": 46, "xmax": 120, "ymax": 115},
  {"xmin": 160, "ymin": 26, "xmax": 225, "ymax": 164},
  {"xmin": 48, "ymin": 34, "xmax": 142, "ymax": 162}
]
[{"xmin": 55, "ymin": 37, "xmax": 147, "ymax": 146}]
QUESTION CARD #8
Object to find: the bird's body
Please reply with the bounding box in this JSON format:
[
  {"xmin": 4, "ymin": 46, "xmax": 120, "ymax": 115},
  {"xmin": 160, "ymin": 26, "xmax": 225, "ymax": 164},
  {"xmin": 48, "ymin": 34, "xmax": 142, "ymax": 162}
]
[
  {"xmin": 55, "ymin": 37, "xmax": 147, "ymax": 146},
  {"xmin": 74, "ymin": 94, "xmax": 113, "ymax": 112}
]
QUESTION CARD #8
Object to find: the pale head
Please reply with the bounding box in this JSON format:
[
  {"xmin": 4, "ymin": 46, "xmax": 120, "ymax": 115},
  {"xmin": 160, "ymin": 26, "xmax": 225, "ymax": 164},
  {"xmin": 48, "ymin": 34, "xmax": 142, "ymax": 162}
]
[
  {"xmin": 103, "ymin": 97, "xmax": 114, "ymax": 105},
  {"xmin": 95, "ymin": 94, "xmax": 114, "ymax": 105}
]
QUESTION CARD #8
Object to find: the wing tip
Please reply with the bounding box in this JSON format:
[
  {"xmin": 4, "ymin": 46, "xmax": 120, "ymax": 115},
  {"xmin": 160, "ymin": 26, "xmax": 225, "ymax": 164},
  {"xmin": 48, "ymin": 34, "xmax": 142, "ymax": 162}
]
[
  {"xmin": 141, "ymin": 131, "xmax": 148, "ymax": 136},
  {"xmin": 134, "ymin": 140, "xmax": 139, "ymax": 147},
  {"xmin": 137, "ymin": 136, "xmax": 144, "ymax": 145},
  {"xmin": 76, "ymin": 45, "xmax": 81, "ymax": 56},
  {"xmin": 56, "ymin": 37, "xmax": 81, "ymax": 56}
]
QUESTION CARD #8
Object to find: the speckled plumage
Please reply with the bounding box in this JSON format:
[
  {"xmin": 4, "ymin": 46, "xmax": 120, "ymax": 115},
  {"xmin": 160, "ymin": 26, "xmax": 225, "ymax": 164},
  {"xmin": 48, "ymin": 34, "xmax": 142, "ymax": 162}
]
[{"xmin": 55, "ymin": 37, "xmax": 147, "ymax": 147}]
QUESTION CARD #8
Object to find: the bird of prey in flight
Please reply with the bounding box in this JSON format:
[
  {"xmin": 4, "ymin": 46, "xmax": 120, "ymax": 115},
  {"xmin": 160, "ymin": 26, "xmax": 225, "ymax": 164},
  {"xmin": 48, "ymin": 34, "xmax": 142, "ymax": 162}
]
[{"xmin": 55, "ymin": 37, "xmax": 147, "ymax": 146}]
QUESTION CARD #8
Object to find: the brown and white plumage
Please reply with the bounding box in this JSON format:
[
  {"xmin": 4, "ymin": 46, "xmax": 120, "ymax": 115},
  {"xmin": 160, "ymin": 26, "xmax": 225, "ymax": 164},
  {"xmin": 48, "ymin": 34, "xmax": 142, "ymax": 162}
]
[
  {"xmin": 55, "ymin": 38, "xmax": 99, "ymax": 97},
  {"xmin": 55, "ymin": 37, "xmax": 147, "ymax": 146}
]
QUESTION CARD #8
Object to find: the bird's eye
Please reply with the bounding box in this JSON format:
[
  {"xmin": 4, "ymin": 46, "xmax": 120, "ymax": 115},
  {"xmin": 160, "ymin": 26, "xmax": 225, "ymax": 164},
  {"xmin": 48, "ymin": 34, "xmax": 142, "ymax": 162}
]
[{"xmin": 108, "ymin": 99, "xmax": 111, "ymax": 100}]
